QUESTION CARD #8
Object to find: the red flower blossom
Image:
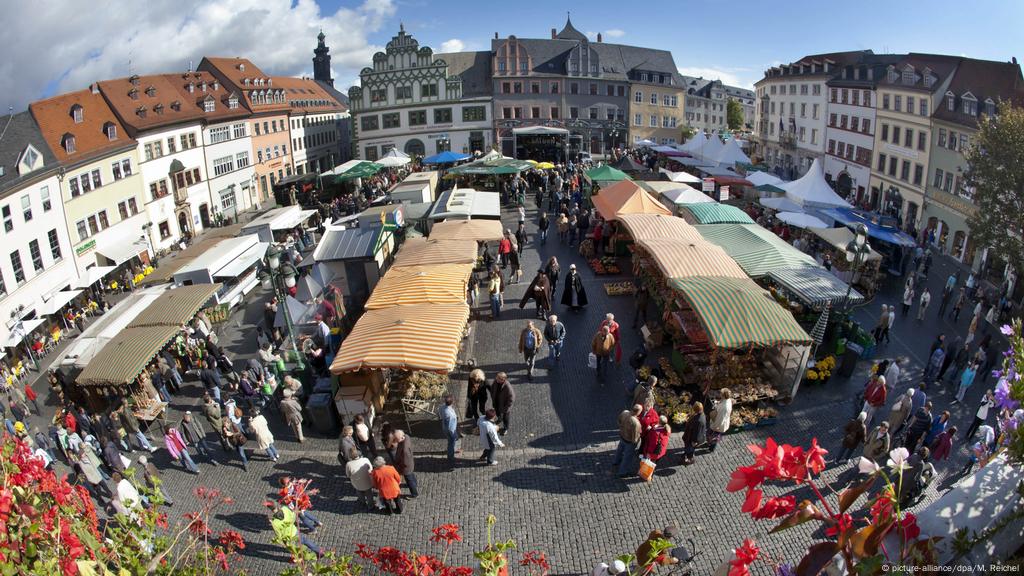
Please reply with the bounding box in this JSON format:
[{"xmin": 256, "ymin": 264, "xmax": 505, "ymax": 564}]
[
  {"xmin": 520, "ymin": 550, "xmax": 551, "ymax": 574},
  {"xmin": 870, "ymin": 492, "xmax": 895, "ymax": 525},
  {"xmin": 726, "ymin": 466, "xmax": 766, "ymax": 493},
  {"xmin": 824, "ymin": 513, "xmax": 854, "ymax": 537},
  {"xmin": 900, "ymin": 513, "xmax": 921, "ymax": 542},
  {"xmin": 183, "ymin": 512, "xmax": 211, "ymax": 536},
  {"xmin": 728, "ymin": 539, "xmax": 760, "ymax": 576},
  {"xmin": 741, "ymin": 488, "xmax": 763, "ymax": 514},
  {"xmin": 430, "ymin": 523, "xmax": 463, "ymax": 544},
  {"xmin": 780, "ymin": 445, "xmax": 807, "ymax": 482},
  {"xmin": 355, "ymin": 543, "xmax": 374, "ymax": 559},
  {"xmin": 750, "ymin": 496, "xmax": 796, "ymax": 520},
  {"xmin": 747, "ymin": 438, "xmax": 784, "ymax": 478},
  {"xmin": 805, "ymin": 438, "xmax": 828, "ymax": 476},
  {"xmin": 218, "ymin": 530, "xmax": 246, "ymax": 552}
]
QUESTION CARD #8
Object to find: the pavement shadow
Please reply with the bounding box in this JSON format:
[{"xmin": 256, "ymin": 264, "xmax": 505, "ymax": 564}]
[
  {"xmin": 216, "ymin": 510, "xmax": 272, "ymax": 533},
  {"xmin": 492, "ymin": 451, "xmax": 629, "ymax": 496}
]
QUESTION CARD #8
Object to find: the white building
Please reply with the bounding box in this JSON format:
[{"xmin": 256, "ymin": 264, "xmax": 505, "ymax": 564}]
[
  {"xmin": 0, "ymin": 112, "xmax": 79, "ymax": 346},
  {"xmin": 348, "ymin": 26, "xmax": 493, "ymax": 160},
  {"xmin": 723, "ymin": 85, "xmax": 756, "ymax": 130},
  {"xmin": 278, "ymin": 76, "xmax": 348, "ymax": 175},
  {"xmin": 682, "ymin": 76, "xmax": 727, "ymax": 133}
]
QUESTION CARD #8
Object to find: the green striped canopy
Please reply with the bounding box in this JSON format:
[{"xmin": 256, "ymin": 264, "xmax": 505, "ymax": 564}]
[
  {"xmin": 334, "ymin": 161, "xmax": 383, "ymax": 182},
  {"xmin": 694, "ymin": 223, "xmax": 819, "ymax": 278},
  {"xmin": 680, "ymin": 203, "xmax": 755, "ymax": 225},
  {"xmin": 585, "ymin": 165, "xmax": 631, "ymax": 182},
  {"xmin": 670, "ymin": 276, "xmax": 811, "ymax": 348}
]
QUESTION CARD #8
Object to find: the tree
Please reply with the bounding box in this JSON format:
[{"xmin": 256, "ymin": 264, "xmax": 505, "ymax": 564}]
[
  {"xmin": 679, "ymin": 125, "xmax": 696, "ymax": 143},
  {"xmin": 726, "ymin": 98, "xmax": 744, "ymax": 131},
  {"xmin": 964, "ymin": 101, "xmax": 1024, "ymax": 274}
]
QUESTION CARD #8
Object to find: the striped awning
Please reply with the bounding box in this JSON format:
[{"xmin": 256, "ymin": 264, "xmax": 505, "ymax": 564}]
[
  {"xmin": 429, "ymin": 219, "xmax": 504, "ymax": 242},
  {"xmin": 767, "ymin": 266, "xmax": 864, "ymax": 308},
  {"xmin": 679, "ymin": 203, "xmax": 755, "ymax": 225},
  {"xmin": 637, "ymin": 239, "xmax": 747, "ymax": 279},
  {"xmin": 591, "ymin": 180, "xmax": 671, "ymax": 221},
  {"xmin": 617, "ymin": 213, "xmax": 704, "ymax": 243},
  {"xmin": 392, "ymin": 238, "xmax": 478, "ymax": 268},
  {"xmin": 365, "ymin": 264, "xmax": 472, "ymax": 309},
  {"xmin": 670, "ymin": 277, "xmax": 812, "ymax": 348},
  {"xmin": 330, "ymin": 303, "xmax": 470, "ymax": 373},
  {"xmin": 76, "ymin": 325, "xmax": 181, "ymax": 386},
  {"xmin": 128, "ymin": 284, "xmax": 222, "ymax": 328},
  {"xmin": 695, "ymin": 224, "xmax": 819, "ymax": 278}
]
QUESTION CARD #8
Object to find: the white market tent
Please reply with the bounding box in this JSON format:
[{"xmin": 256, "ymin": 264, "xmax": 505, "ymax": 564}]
[
  {"xmin": 678, "ymin": 131, "xmax": 708, "ymax": 154},
  {"xmin": 759, "ymin": 197, "xmax": 803, "ymax": 212},
  {"xmin": 377, "ymin": 149, "xmax": 411, "ymax": 167},
  {"xmin": 746, "ymin": 171, "xmax": 785, "ymax": 187},
  {"xmin": 781, "ymin": 159, "xmax": 852, "ymax": 209},
  {"xmin": 659, "ymin": 167, "xmax": 701, "ymax": 184},
  {"xmin": 697, "ymin": 133, "xmax": 724, "ymax": 162},
  {"xmin": 776, "ymin": 211, "xmax": 829, "ymax": 229},
  {"xmin": 661, "ymin": 185, "xmax": 715, "ymax": 206},
  {"xmin": 714, "ymin": 138, "xmax": 751, "ymax": 165}
]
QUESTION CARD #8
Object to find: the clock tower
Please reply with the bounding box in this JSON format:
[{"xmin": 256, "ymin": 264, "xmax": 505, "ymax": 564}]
[{"xmin": 313, "ymin": 29, "xmax": 333, "ymax": 86}]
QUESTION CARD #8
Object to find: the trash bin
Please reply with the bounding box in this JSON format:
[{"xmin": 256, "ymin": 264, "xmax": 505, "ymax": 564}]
[
  {"xmin": 305, "ymin": 392, "xmax": 338, "ymax": 435},
  {"xmin": 838, "ymin": 341, "xmax": 863, "ymax": 378}
]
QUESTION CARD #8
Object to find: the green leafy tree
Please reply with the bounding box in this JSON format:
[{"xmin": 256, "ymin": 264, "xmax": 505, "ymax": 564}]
[
  {"xmin": 726, "ymin": 98, "xmax": 744, "ymax": 131},
  {"xmin": 964, "ymin": 101, "xmax": 1024, "ymax": 273},
  {"xmin": 679, "ymin": 125, "xmax": 696, "ymax": 142}
]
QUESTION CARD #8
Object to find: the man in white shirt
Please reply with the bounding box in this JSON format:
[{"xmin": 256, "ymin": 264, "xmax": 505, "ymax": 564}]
[
  {"xmin": 111, "ymin": 471, "xmax": 144, "ymax": 518},
  {"xmin": 344, "ymin": 448, "xmax": 375, "ymax": 511},
  {"xmin": 884, "ymin": 359, "xmax": 901, "ymax": 392}
]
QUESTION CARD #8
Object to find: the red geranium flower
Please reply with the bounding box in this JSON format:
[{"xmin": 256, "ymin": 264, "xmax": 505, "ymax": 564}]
[
  {"xmin": 726, "ymin": 466, "xmax": 766, "ymax": 493},
  {"xmin": 741, "ymin": 488, "xmax": 763, "ymax": 514},
  {"xmin": 750, "ymin": 496, "xmax": 796, "ymax": 520},
  {"xmin": 430, "ymin": 523, "xmax": 462, "ymax": 544},
  {"xmin": 900, "ymin": 513, "xmax": 921, "ymax": 542},
  {"xmin": 824, "ymin": 513, "xmax": 854, "ymax": 537},
  {"xmin": 748, "ymin": 438, "xmax": 784, "ymax": 478},
  {"xmin": 728, "ymin": 539, "xmax": 760, "ymax": 576},
  {"xmin": 805, "ymin": 438, "xmax": 828, "ymax": 476}
]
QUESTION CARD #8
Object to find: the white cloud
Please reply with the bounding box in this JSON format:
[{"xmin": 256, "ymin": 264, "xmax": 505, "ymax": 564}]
[
  {"xmin": 1, "ymin": 0, "xmax": 398, "ymax": 111},
  {"xmin": 439, "ymin": 38, "xmax": 466, "ymax": 53},
  {"xmin": 677, "ymin": 66, "xmax": 753, "ymax": 88}
]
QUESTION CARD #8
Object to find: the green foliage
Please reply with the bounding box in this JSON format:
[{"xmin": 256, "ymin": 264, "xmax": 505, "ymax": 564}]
[
  {"xmin": 726, "ymin": 99, "xmax": 744, "ymax": 131},
  {"xmin": 680, "ymin": 125, "xmax": 697, "ymax": 142},
  {"xmin": 964, "ymin": 101, "xmax": 1024, "ymax": 273}
]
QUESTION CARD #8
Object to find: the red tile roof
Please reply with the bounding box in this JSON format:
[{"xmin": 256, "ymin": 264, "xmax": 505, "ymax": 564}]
[
  {"xmin": 30, "ymin": 88, "xmax": 135, "ymax": 166},
  {"xmin": 199, "ymin": 57, "xmax": 291, "ymax": 113},
  {"xmin": 272, "ymin": 76, "xmax": 348, "ymax": 113},
  {"xmin": 931, "ymin": 58, "xmax": 1024, "ymax": 128}
]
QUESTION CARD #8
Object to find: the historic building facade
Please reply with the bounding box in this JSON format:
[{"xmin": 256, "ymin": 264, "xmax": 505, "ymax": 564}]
[
  {"xmin": 626, "ymin": 56, "xmax": 685, "ymax": 146},
  {"xmin": 278, "ymin": 76, "xmax": 347, "ymax": 176}
]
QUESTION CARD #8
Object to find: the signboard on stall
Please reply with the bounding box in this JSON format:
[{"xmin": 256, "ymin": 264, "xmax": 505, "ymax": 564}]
[
  {"xmin": 719, "ymin": 186, "xmax": 730, "ymax": 202},
  {"xmin": 701, "ymin": 178, "xmax": 715, "ymax": 193}
]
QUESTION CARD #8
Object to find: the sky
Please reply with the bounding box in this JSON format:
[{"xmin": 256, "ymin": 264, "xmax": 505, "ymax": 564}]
[{"xmin": 3, "ymin": 0, "xmax": 1024, "ymax": 113}]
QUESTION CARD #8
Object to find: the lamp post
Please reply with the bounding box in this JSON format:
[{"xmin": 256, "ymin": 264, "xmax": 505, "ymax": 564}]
[
  {"xmin": 260, "ymin": 245, "xmax": 306, "ymax": 371},
  {"xmin": 843, "ymin": 223, "xmax": 871, "ymax": 313}
]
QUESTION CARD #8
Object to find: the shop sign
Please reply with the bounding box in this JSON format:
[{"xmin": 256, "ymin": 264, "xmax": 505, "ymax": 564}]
[
  {"xmin": 701, "ymin": 178, "xmax": 715, "ymax": 193},
  {"xmin": 75, "ymin": 239, "xmax": 96, "ymax": 256},
  {"xmin": 719, "ymin": 186, "xmax": 730, "ymax": 201}
]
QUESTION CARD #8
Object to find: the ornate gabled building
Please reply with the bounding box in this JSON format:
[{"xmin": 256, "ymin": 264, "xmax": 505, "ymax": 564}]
[{"xmin": 348, "ymin": 25, "xmax": 493, "ymax": 160}]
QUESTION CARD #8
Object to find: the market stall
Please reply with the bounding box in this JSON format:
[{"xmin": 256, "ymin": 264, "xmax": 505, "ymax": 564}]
[
  {"xmin": 819, "ymin": 207, "xmax": 916, "ymax": 277},
  {"xmin": 591, "ymin": 180, "xmax": 671, "ymax": 221},
  {"xmin": 73, "ymin": 324, "xmax": 179, "ymax": 412},
  {"xmin": 428, "ymin": 188, "xmax": 501, "ymax": 221},
  {"xmin": 635, "ymin": 240, "xmax": 747, "ymax": 280},
  {"xmin": 240, "ymin": 205, "xmax": 319, "ymax": 244},
  {"xmin": 329, "ymin": 160, "xmax": 384, "ymax": 182},
  {"xmin": 172, "ymin": 236, "xmax": 268, "ymax": 308},
  {"xmin": 584, "ymin": 165, "xmax": 631, "ymax": 185},
  {"xmin": 313, "ymin": 225, "xmax": 396, "ymax": 308},
  {"xmin": 694, "ymin": 223, "xmax": 819, "ymax": 278},
  {"xmin": 126, "ymin": 284, "xmax": 222, "ymax": 328},
  {"xmin": 766, "ymin": 266, "xmax": 865, "ymax": 310},
  {"xmin": 779, "ymin": 159, "xmax": 852, "ymax": 209},
  {"xmin": 429, "ymin": 219, "xmax": 504, "ymax": 242},
  {"xmin": 616, "ymin": 213, "xmax": 705, "ymax": 244},
  {"xmin": 678, "ymin": 203, "xmax": 755, "ymax": 225},
  {"xmin": 391, "ymin": 238, "xmax": 478, "ymax": 268},
  {"xmin": 364, "ymin": 264, "xmax": 472, "ymax": 309},
  {"xmin": 658, "ymin": 168, "xmax": 702, "ymax": 184},
  {"xmin": 807, "ymin": 226, "xmax": 883, "ymax": 295}
]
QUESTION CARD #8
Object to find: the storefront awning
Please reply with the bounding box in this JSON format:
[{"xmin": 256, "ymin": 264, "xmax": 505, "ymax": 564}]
[
  {"xmin": 76, "ymin": 325, "xmax": 181, "ymax": 387},
  {"xmin": 330, "ymin": 303, "xmax": 470, "ymax": 373},
  {"xmin": 670, "ymin": 276, "xmax": 812, "ymax": 348},
  {"xmin": 365, "ymin": 264, "xmax": 472, "ymax": 309},
  {"xmin": 695, "ymin": 223, "xmax": 820, "ymax": 278},
  {"xmin": 96, "ymin": 238, "xmax": 149, "ymax": 266},
  {"xmin": 392, "ymin": 238, "xmax": 478, "ymax": 267},
  {"xmin": 638, "ymin": 239, "xmax": 748, "ymax": 279},
  {"xmin": 429, "ymin": 219, "xmax": 504, "ymax": 242},
  {"xmin": 1, "ymin": 318, "xmax": 46, "ymax": 348},
  {"xmin": 213, "ymin": 242, "xmax": 269, "ymax": 278},
  {"xmin": 74, "ymin": 265, "xmax": 118, "ymax": 289},
  {"xmin": 616, "ymin": 213, "xmax": 704, "ymax": 243},
  {"xmin": 127, "ymin": 284, "xmax": 221, "ymax": 328},
  {"xmin": 36, "ymin": 289, "xmax": 84, "ymax": 316},
  {"xmin": 767, "ymin": 266, "xmax": 864, "ymax": 308}
]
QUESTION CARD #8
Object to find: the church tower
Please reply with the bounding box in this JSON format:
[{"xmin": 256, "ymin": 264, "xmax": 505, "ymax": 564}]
[{"xmin": 313, "ymin": 29, "xmax": 333, "ymax": 86}]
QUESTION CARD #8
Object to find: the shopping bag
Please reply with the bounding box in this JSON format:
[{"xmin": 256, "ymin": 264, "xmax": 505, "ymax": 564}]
[
  {"xmin": 587, "ymin": 352, "xmax": 597, "ymax": 369},
  {"xmin": 638, "ymin": 458, "xmax": 656, "ymax": 482}
]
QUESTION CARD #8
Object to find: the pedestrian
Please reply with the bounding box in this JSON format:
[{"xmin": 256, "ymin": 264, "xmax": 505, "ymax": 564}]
[
  {"xmin": 862, "ymin": 375, "xmax": 887, "ymax": 424},
  {"xmin": 884, "ymin": 358, "xmax": 901, "ymax": 390},
  {"xmin": 929, "ymin": 426, "xmax": 956, "ymax": 462},
  {"xmin": 884, "ymin": 306, "xmax": 895, "ymax": 343},
  {"xmin": 600, "ymin": 313, "xmax": 623, "ymax": 364},
  {"xmin": 886, "ymin": 390, "xmax": 915, "ymax": 434},
  {"xmin": 923, "ymin": 346, "xmax": 945, "ymax": 384},
  {"xmin": 515, "ymin": 222, "xmax": 527, "ymax": 256},
  {"xmin": 103, "ymin": 437, "xmax": 126, "ymax": 474},
  {"xmin": 633, "ymin": 283, "xmax": 650, "ymax": 330},
  {"xmin": 248, "ymin": 411, "xmax": 280, "ymax": 462},
  {"xmin": 371, "ymin": 457, "xmax": 403, "ymax": 514},
  {"xmin": 925, "ymin": 410, "xmax": 951, "ymax": 447},
  {"xmin": 966, "ymin": 314, "xmax": 979, "ymax": 345},
  {"xmin": 163, "ymin": 424, "xmax": 199, "ymax": 474},
  {"xmin": 591, "ymin": 325, "xmax": 616, "ymax": 380},
  {"xmin": 519, "ymin": 269, "xmax": 552, "ymax": 320},
  {"xmin": 466, "ymin": 369, "xmax": 488, "ymax": 421},
  {"xmin": 612, "ymin": 405, "xmax": 643, "ymax": 477},
  {"xmin": 544, "ymin": 256, "xmax": 561, "ymax": 295},
  {"xmin": 268, "ymin": 500, "xmax": 324, "ymax": 556},
  {"xmin": 119, "ymin": 404, "xmax": 155, "ymax": 453},
  {"xmin": 487, "ymin": 271, "xmax": 502, "ymax": 319},
  {"xmin": 938, "ymin": 282, "xmax": 954, "ymax": 316},
  {"xmin": 220, "ymin": 420, "xmax": 249, "ymax": 470},
  {"xmin": 180, "ymin": 411, "xmax": 219, "ymax": 465},
  {"xmin": 201, "ymin": 394, "xmax": 228, "ymax": 451},
  {"xmin": 280, "ymin": 389, "xmax": 305, "ymax": 443},
  {"xmin": 951, "ymin": 287, "xmax": 967, "ymax": 321},
  {"xmin": 544, "ymin": 314, "xmax": 566, "ymax": 363},
  {"xmin": 490, "ymin": 373, "xmax": 515, "ymax": 435},
  {"xmin": 392, "ymin": 429, "xmax": 418, "ymax": 498},
  {"xmin": 953, "ymin": 362, "xmax": 979, "ymax": 404},
  {"xmin": 518, "ymin": 321, "xmax": 543, "ymax": 380},
  {"xmin": 199, "ymin": 361, "xmax": 224, "ymax": 407},
  {"xmin": 497, "ymin": 231, "xmax": 513, "ymax": 268},
  {"xmin": 507, "ymin": 245, "xmax": 521, "ymax": 284},
  {"xmin": 110, "ymin": 471, "xmax": 145, "ymax": 518},
  {"xmin": 863, "ymin": 421, "xmax": 891, "ymax": 464},
  {"xmin": 344, "ymin": 448, "xmax": 375, "ymax": 511},
  {"xmin": 279, "ymin": 477, "xmax": 322, "ymax": 532},
  {"xmin": 137, "ymin": 455, "xmax": 174, "ymax": 506},
  {"xmin": 537, "ymin": 212, "xmax": 550, "ymax": 244},
  {"xmin": 477, "ymin": 409, "xmax": 504, "ymax": 465},
  {"xmin": 938, "ymin": 336, "xmax": 962, "ymax": 381},
  {"xmin": 836, "ymin": 412, "xmax": 868, "ymax": 464},
  {"xmin": 902, "ymin": 284, "xmax": 915, "ymax": 317},
  {"xmin": 556, "ymin": 212, "xmax": 569, "ymax": 243},
  {"xmin": 352, "ymin": 412, "xmax": 375, "ymax": 458},
  {"xmin": 916, "ymin": 288, "xmax": 931, "ymax": 321},
  {"xmin": 945, "ymin": 342, "xmax": 971, "ymax": 385},
  {"xmin": 707, "ymin": 389, "xmax": 734, "ymax": 453},
  {"xmin": 338, "ymin": 426, "xmax": 359, "ymax": 464},
  {"xmin": 873, "ymin": 305, "xmax": 889, "ymax": 342},
  {"xmin": 440, "ymin": 395, "xmax": 459, "ymax": 466},
  {"xmin": 561, "ymin": 264, "xmax": 588, "ymax": 311},
  {"xmin": 466, "ymin": 271, "xmax": 479, "ymax": 308},
  {"xmin": 681, "ymin": 402, "xmax": 706, "ymax": 465},
  {"xmin": 903, "ymin": 402, "xmax": 934, "ymax": 450},
  {"xmin": 640, "ymin": 415, "xmax": 670, "ymax": 464},
  {"xmin": 965, "ymin": 390, "xmax": 996, "ymax": 441},
  {"xmin": 910, "ymin": 383, "xmax": 928, "ymax": 413}
]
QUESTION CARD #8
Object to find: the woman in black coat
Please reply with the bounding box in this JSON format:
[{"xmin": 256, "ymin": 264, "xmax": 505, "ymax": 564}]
[
  {"xmin": 682, "ymin": 402, "xmax": 707, "ymax": 465},
  {"xmin": 544, "ymin": 256, "xmax": 561, "ymax": 294},
  {"xmin": 466, "ymin": 369, "xmax": 489, "ymax": 421},
  {"xmin": 560, "ymin": 264, "xmax": 588, "ymax": 310}
]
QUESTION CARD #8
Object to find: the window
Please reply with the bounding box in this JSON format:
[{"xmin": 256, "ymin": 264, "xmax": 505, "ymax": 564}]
[
  {"xmin": 894, "ymin": 95, "xmax": 902, "ymax": 112},
  {"xmin": 634, "ymin": 91, "xmax": 643, "ymax": 103},
  {"xmin": 670, "ymin": 95, "xmax": 678, "ymax": 107},
  {"xmin": 165, "ymin": 137, "xmax": 176, "ymax": 154},
  {"xmin": 570, "ymin": 83, "xmax": 579, "ymax": 95},
  {"xmin": 421, "ymin": 83, "xmax": 438, "ymax": 98},
  {"xmin": 47, "ymin": 229, "xmax": 61, "ymax": 261},
  {"xmin": 363, "ymin": 146, "xmax": 378, "ymax": 161},
  {"xmin": 947, "ymin": 93, "xmax": 955, "ymax": 111},
  {"xmin": 850, "ymin": 117, "xmax": 859, "ymax": 132},
  {"xmin": 830, "ymin": 88, "xmax": 837, "ymax": 103},
  {"xmin": 105, "ymin": 123, "xmax": 117, "ymax": 141},
  {"xmin": 210, "ymin": 125, "xmax": 230, "ymax": 144},
  {"xmin": 900, "ymin": 160, "xmax": 910, "ymax": 182},
  {"xmin": 41, "ymin": 186, "xmax": 51, "ymax": 211},
  {"xmin": 963, "ymin": 97, "xmax": 977, "ymax": 116},
  {"xmin": 502, "ymin": 107, "xmax": 512, "ymax": 119},
  {"xmin": 881, "ymin": 124, "xmax": 889, "ymax": 141},
  {"xmin": 888, "ymin": 156, "xmax": 897, "ymax": 176},
  {"xmin": 891, "ymin": 125, "xmax": 900, "ymax": 145},
  {"xmin": 570, "ymin": 107, "xmax": 579, "ymax": 119},
  {"xmin": 531, "ymin": 107, "xmax": 541, "ymax": 119},
  {"xmin": 877, "ymin": 153, "xmax": 887, "ymax": 171},
  {"xmin": 21, "ymin": 195, "xmax": 32, "ymax": 222},
  {"xmin": 396, "ymin": 86, "xmax": 412, "ymax": 99},
  {"xmin": 382, "ymin": 113, "xmax": 400, "ymax": 129},
  {"xmin": 149, "ymin": 179, "xmax": 169, "ymax": 200},
  {"xmin": 852, "ymin": 90, "xmax": 860, "ymax": 106},
  {"xmin": 589, "ymin": 107, "xmax": 598, "ymax": 120},
  {"xmin": 434, "ymin": 108, "xmax": 452, "ymax": 123},
  {"xmin": 273, "ymin": 145, "xmax": 280, "ymax": 158},
  {"xmin": 840, "ymin": 115, "xmax": 847, "ymax": 129},
  {"xmin": 828, "ymin": 139, "xmax": 836, "ymax": 154},
  {"xmin": 904, "ymin": 129, "xmax": 912, "ymax": 148},
  {"xmin": 62, "ymin": 134, "xmax": 76, "ymax": 154},
  {"xmin": 650, "ymin": 93, "xmax": 658, "ymax": 105},
  {"xmin": 462, "ymin": 106, "xmax": 486, "ymax": 122},
  {"xmin": 919, "ymin": 99, "xmax": 928, "ymax": 117},
  {"xmin": 156, "ymin": 221, "xmax": 170, "ymax": 240},
  {"xmin": 913, "ymin": 164, "xmax": 923, "ymax": 186},
  {"xmin": 232, "ymin": 123, "xmax": 246, "ymax": 139},
  {"xmin": 112, "ymin": 161, "xmax": 122, "ymax": 180},
  {"xmin": 521, "ymin": 61, "xmax": 529, "ymax": 72},
  {"xmin": 862, "ymin": 119, "xmax": 871, "ymax": 134},
  {"xmin": 78, "ymin": 173, "xmax": 91, "ymax": 193},
  {"xmin": 530, "ymin": 82, "xmax": 540, "ymax": 94},
  {"xmin": 71, "ymin": 105, "xmax": 83, "ymax": 123},
  {"xmin": 649, "ymin": 114, "xmax": 657, "ymax": 127},
  {"xmin": 812, "ymin": 103, "xmax": 819, "ymax": 119},
  {"xmin": 513, "ymin": 82, "xmax": 522, "ymax": 94},
  {"xmin": 550, "ymin": 107, "xmax": 559, "ymax": 119},
  {"xmin": 944, "ymin": 173, "xmax": 954, "ymax": 192},
  {"xmin": 938, "ymin": 128, "xmax": 947, "ymax": 147},
  {"xmin": 10, "ymin": 251, "xmax": 24, "ymax": 284},
  {"xmin": 361, "ymin": 116, "xmax": 379, "ymax": 131},
  {"xmin": 181, "ymin": 133, "xmax": 197, "ymax": 149},
  {"xmin": 934, "ymin": 168, "xmax": 944, "ymax": 188},
  {"xmin": 590, "ymin": 83, "xmax": 598, "ymax": 95},
  {"xmin": 203, "ymin": 99, "xmax": 215, "ymax": 113},
  {"xmin": 882, "ymin": 94, "xmax": 890, "ymax": 109},
  {"xmin": 219, "ymin": 188, "xmax": 236, "ymax": 211},
  {"xmin": 254, "ymin": 122, "xmax": 261, "ymax": 135},
  {"xmin": 408, "ymin": 110, "xmax": 426, "ymax": 126},
  {"xmin": 370, "ymin": 88, "xmax": 387, "ymax": 102},
  {"xmin": 212, "ymin": 156, "xmax": 235, "ymax": 176},
  {"xmin": 917, "ymin": 131, "xmax": 926, "ymax": 151},
  {"xmin": 550, "ymin": 82, "xmax": 559, "ymax": 94},
  {"xmin": 960, "ymin": 133, "xmax": 969, "ymax": 151},
  {"xmin": 948, "ymin": 130, "xmax": 958, "ymax": 150},
  {"xmin": 811, "ymin": 129, "xmax": 818, "ymax": 145}
]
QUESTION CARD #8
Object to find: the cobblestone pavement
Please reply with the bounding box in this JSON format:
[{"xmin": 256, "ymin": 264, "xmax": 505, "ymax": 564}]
[{"xmin": 24, "ymin": 195, "xmax": 1011, "ymax": 575}]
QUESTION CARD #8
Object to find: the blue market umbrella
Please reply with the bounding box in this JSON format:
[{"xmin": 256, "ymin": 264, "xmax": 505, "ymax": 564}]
[{"xmin": 422, "ymin": 151, "xmax": 471, "ymax": 165}]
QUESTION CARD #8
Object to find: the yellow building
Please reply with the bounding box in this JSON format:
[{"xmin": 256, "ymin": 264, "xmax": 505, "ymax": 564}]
[{"xmin": 628, "ymin": 70, "xmax": 685, "ymax": 145}]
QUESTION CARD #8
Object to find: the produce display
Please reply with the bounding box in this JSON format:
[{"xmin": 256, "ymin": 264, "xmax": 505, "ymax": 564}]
[
  {"xmin": 804, "ymin": 355, "xmax": 836, "ymax": 382},
  {"xmin": 730, "ymin": 406, "xmax": 778, "ymax": 428},
  {"xmin": 604, "ymin": 282, "xmax": 636, "ymax": 296},
  {"xmin": 578, "ymin": 239, "xmax": 596, "ymax": 260},
  {"xmin": 396, "ymin": 371, "xmax": 449, "ymax": 401},
  {"xmin": 589, "ymin": 257, "xmax": 621, "ymax": 275}
]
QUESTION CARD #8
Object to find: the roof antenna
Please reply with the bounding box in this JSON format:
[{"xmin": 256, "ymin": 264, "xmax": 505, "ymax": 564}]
[{"xmin": 0, "ymin": 107, "xmax": 15, "ymax": 144}]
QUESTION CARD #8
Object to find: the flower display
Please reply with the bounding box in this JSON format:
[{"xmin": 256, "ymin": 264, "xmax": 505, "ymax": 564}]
[{"xmin": 804, "ymin": 355, "xmax": 835, "ymax": 381}]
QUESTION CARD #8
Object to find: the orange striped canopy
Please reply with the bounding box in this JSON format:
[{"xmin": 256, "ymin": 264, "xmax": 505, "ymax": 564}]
[
  {"xmin": 617, "ymin": 213, "xmax": 703, "ymax": 243},
  {"xmin": 637, "ymin": 239, "xmax": 748, "ymax": 279},
  {"xmin": 591, "ymin": 180, "xmax": 671, "ymax": 221},
  {"xmin": 392, "ymin": 238, "xmax": 478, "ymax": 267},
  {"xmin": 364, "ymin": 264, "xmax": 472, "ymax": 309},
  {"xmin": 430, "ymin": 219, "xmax": 504, "ymax": 242},
  {"xmin": 330, "ymin": 303, "xmax": 470, "ymax": 373}
]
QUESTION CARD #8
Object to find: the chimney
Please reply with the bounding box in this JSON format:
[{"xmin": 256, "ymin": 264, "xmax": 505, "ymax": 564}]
[
  {"xmin": 597, "ymin": 33, "xmax": 602, "ymax": 42},
  {"xmin": 1014, "ymin": 57, "xmax": 1019, "ymax": 65},
  {"xmin": 551, "ymin": 28, "xmax": 556, "ymax": 39},
  {"xmin": 239, "ymin": 63, "xmax": 245, "ymax": 72},
  {"xmin": 90, "ymin": 83, "xmax": 99, "ymax": 94},
  {"xmin": 494, "ymin": 32, "xmax": 498, "ymax": 39}
]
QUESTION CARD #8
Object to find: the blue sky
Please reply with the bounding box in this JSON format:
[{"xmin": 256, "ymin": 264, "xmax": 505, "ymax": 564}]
[{"xmin": 319, "ymin": 0, "xmax": 1024, "ymax": 88}]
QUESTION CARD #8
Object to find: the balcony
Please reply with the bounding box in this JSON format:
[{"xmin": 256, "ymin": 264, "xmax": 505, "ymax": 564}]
[{"xmin": 779, "ymin": 132, "xmax": 797, "ymax": 150}]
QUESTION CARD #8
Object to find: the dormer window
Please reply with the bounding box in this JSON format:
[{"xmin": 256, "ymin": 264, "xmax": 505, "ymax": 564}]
[
  {"xmin": 243, "ymin": 78, "xmax": 250, "ymax": 86},
  {"xmin": 61, "ymin": 133, "xmax": 76, "ymax": 154},
  {"xmin": 228, "ymin": 94, "xmax": 239, "ymax": 109},
  {"xmin": 129, "ymin": 74, "xmax": 140, "ymax": 86},
  {"xmin": 946, "ymin": 91, "xmax": 955, "ymax": 111},
  {"xmin": 153, "ymin": 103, "xmax": 164, "ymax": 115},
  {"xmin": 136, "ymin": 105, "xmax": 147, "ymax": 118},
  {"xmin": 70, "ymin": 104, "xmax": 83, "ymax": 123},
  {"xmin": 145, "ymin": 86, "xmax": 156, "ymax": 97},
  {"xmin": 962, "ymin": 93, "xmax": 977, "ymax": 116},
  {"xmin": 170, "ymin": 100, "xmax": 181, "ymax": 111},
  {"xmin": 239, "ymin": 63, "xmax": 245, "ymax": 72},
  {"xmin": 203, "ymin": 97, "xmax": 215, "ymax": 113},
  {"xmin": 129, "ymin": 88, "xmax": 139, "ymax": 100},
  {"xmin": 18, "ymin": 145, "xmax": 41, "ymax": 174},
  {"xmin": 201, "ymin": 82, "xmax": 207, "ymax": 92},
  {"xmin": 887, "ymin": 66, "xmax": 898, "ymax": 83},
  {"xmin": 901, "ymin": 65, "xmax": 916, "ymax": 85},
  {"xmin": 188, "ymin": 83, "xmax": 195, "ymax": 93},
  {"xmin": 103, "ymin": 122, "xmax": 117, "ymax": 140},
  {"xmin": 985, "ymin": 98, "xmax": 996, "ymax": 116}
]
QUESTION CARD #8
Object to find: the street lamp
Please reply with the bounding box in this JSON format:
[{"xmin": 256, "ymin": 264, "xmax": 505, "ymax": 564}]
[
  {"xmin": 260, "ymin": 245, "xmax": 306, "ymax": 370},
  {"xmin": 843, "ymin": 223, "xmax": 871, "ymax": 312}
]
